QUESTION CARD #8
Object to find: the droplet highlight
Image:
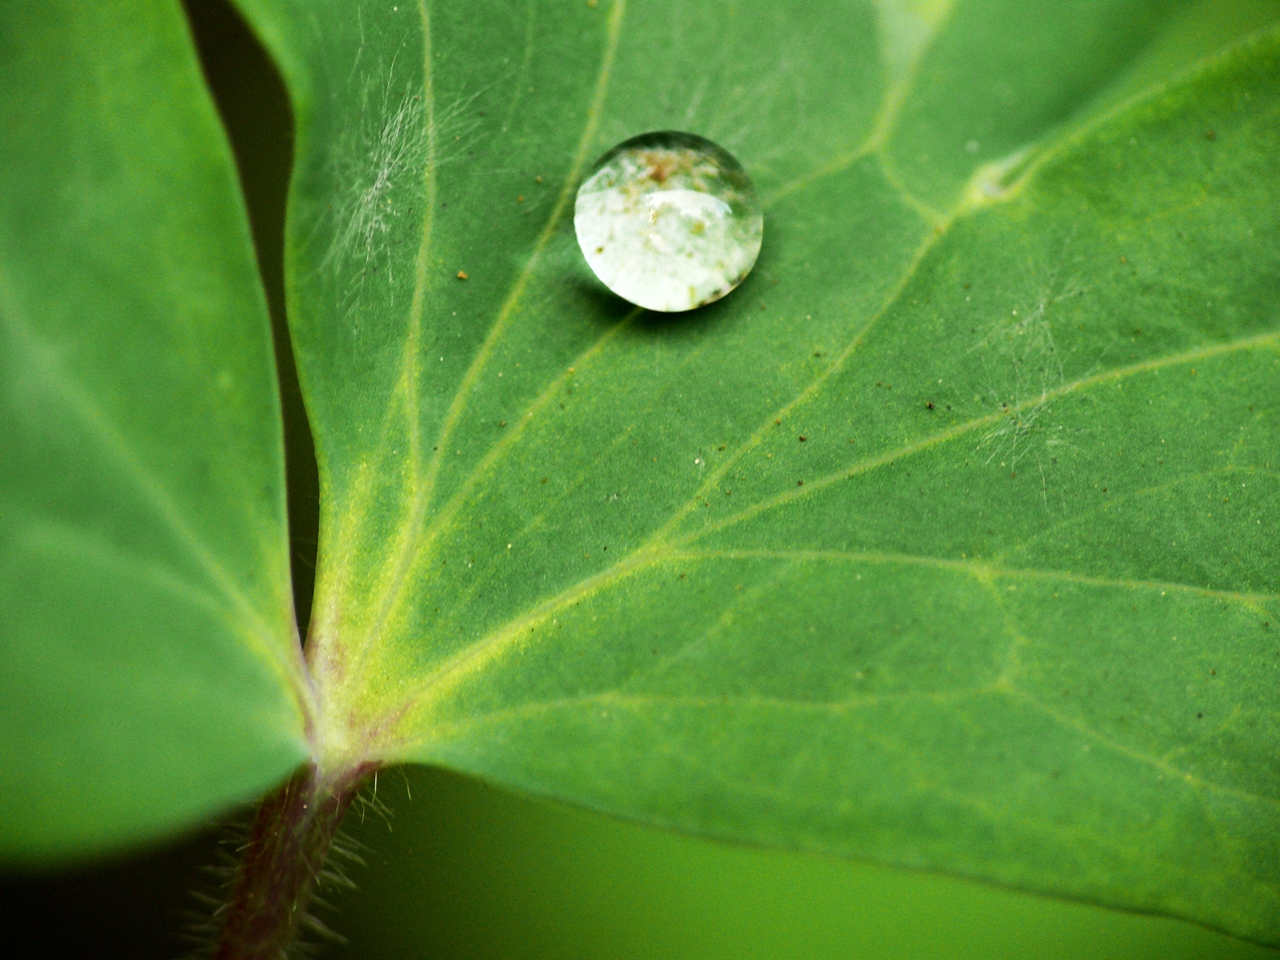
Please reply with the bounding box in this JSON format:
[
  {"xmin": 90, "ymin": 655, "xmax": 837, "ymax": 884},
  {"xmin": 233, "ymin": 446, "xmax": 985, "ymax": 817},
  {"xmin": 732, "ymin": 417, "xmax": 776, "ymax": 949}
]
[{"xmin": 574, "ymin": 131, "xmax": 763, "ymax": 312}]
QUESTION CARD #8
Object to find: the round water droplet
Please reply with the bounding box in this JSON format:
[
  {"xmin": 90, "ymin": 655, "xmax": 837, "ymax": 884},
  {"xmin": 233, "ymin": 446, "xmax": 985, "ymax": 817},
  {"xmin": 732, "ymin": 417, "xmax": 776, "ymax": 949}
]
[{"xmin": 574, "ymin": 131, "xmax": 763, "ymax": 312}]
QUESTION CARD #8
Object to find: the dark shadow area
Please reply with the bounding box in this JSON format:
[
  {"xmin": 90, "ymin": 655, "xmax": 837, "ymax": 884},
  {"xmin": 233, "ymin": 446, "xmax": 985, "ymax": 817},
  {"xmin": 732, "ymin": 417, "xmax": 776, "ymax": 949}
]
[
  {"xmin": 184, "ymin": 0, "xmax": 320, "ymax": 637},
  {"xmin": 572, "ymin": 276, "xmax": 642, "ymax": 327},
  {"xmin": 572, "ymin": 273, "xmax": 761, "ymax": 339},
  {"xmin": 0, "ymin": 825, "xmax": 226, "ymax": 960}
]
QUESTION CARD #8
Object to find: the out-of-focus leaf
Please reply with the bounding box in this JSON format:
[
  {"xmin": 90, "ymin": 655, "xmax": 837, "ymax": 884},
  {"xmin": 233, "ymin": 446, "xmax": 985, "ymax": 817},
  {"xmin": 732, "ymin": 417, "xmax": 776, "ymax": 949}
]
[{"xmin": 0, "ymin": 0, "xmax": 309, "ymax": 861}]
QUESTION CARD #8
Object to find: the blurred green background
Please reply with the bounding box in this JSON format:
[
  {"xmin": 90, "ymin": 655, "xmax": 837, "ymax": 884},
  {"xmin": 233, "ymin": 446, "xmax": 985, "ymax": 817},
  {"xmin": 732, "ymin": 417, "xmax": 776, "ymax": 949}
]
[
  {"xmin": 1, "ymin": 2, "xmax": 1276, "ymax": 957},
  {"xmin": 3, "ymin": 763, "xmax": 1278, "ymax": 958}
]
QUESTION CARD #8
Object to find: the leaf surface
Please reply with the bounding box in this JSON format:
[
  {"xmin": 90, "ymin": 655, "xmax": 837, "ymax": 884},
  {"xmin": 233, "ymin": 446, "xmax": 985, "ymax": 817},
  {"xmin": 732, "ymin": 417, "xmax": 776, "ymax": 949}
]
[
  {"xmin": 0, "ymin": 0, "xmax": 309, "ymax": 860},
  {"xmin": 236, "ymin": 0, "xmax": 1280, "ymax": 940}
]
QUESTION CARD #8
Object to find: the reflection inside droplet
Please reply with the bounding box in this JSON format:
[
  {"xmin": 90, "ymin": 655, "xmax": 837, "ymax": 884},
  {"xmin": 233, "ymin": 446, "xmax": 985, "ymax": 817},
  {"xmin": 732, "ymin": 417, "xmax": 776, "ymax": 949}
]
[{"xmin": 574, "ymin": 131, "xmax": 763, "ymax": 312}]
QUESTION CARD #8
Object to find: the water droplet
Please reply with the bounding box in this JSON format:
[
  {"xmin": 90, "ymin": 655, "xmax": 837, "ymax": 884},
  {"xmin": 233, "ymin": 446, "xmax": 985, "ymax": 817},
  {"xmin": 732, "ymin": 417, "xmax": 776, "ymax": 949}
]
[{"xmin": 574, "ymin": 131, "xmax": 763, "ymax": 312}]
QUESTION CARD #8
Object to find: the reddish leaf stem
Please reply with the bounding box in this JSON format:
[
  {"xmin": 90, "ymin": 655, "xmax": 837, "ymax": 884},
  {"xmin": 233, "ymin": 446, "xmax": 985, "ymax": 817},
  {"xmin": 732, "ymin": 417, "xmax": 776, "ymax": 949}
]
[{"xmin": 212, "ymin": 761, "xmax": 375, "ymax": 960}]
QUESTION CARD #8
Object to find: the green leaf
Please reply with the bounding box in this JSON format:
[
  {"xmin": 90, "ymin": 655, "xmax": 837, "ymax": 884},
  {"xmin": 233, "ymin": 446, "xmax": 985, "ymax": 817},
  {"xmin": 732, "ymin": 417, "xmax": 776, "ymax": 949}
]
[
  {"xmin": 0, "ymin": 0, "xmax": 309, "ymax": 861},
  {"xmin": 236, "ymin": 0, "xmax": 1280, "ymax": 942}
]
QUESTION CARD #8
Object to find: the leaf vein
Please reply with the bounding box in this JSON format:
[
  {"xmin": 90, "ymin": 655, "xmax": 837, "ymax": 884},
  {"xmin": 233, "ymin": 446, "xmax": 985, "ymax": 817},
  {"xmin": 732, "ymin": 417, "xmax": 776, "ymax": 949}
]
[
  {"xmin": 665, "ymin": 547, "xmax": 1280, "ymax": 605},
  {"xmin": 347, "ymin": 0, "xmax": 630, "ymax": 679},
  {"xmin": 675, "ymin": 330, "xmax": 1280, "ymax": 546}
]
